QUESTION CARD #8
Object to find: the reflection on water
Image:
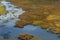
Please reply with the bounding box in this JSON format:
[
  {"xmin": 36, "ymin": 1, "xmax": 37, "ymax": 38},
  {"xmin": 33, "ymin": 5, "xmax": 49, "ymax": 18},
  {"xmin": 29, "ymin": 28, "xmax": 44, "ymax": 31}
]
[{"xmin": 0, "ymin": 0, "xmax": 60, "ymax": 40}]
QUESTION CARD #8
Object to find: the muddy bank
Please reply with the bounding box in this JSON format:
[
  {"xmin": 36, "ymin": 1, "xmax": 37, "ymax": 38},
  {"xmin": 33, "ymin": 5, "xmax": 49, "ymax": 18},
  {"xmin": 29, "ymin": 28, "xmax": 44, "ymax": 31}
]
[{"xmin": 7, "ymin": 0, "xmax": 60, "ymax": 34}]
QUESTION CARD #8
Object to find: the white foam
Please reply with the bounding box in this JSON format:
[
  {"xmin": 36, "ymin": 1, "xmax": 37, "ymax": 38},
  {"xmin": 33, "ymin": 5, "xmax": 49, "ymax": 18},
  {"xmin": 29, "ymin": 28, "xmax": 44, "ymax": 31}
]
[{"xmin": 0, "ymin": 1, "xmax": 25, "ymax": 27}]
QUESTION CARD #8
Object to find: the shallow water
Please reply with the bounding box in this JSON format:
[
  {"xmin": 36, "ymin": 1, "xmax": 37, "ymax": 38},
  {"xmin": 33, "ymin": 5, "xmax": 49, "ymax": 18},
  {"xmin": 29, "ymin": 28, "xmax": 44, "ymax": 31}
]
[
  {"xmin": 0, "ymin": 25, "xmax": 60, "ymax": 40},
  {"xmin": 0, "ymin": 0, "xmax": 60, "ymax": 40}
]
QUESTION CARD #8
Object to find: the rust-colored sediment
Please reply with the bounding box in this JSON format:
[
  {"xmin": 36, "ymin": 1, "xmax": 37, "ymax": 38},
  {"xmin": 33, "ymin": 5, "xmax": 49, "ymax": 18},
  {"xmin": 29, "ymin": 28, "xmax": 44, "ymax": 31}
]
[{"xmin": 7, "ymin": 0, "xmax": 60, "ymax": 34}]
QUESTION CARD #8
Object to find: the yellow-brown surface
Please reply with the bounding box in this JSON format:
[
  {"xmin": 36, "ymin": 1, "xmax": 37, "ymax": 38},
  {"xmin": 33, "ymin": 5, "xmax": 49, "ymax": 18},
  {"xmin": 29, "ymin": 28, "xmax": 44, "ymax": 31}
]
[
  {"xmin": 18, "ymin": 34, "xmax": 34, "ymax": 40},
  {"xmin": 7, "ymin": 0, "xmax": 60, "ymax": 34},
  {"xmin": 0, "ymin": 4, "xmax": 7, "ymax": 15},
  {"xmin": 30, "ymin": 37, "xmax": 42, "ymax": 40},
  {"xmin": 0, "ymin": 0, "xmax": 2, "ymax": 2},
  {"xmin": 18, "ymin": 34, "xmax": 42, "ymax": 40}
]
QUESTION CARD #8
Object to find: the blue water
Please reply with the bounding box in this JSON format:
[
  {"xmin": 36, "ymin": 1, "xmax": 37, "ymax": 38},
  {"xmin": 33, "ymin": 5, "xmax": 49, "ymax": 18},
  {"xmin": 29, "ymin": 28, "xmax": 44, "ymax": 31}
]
[
  {"xmin": 0, "ymin": 25, "xmax": 60, "ymax": 40},
  {"xmin": 0, "ymin": 0, "xmax": 60, "ymax": 40}
]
